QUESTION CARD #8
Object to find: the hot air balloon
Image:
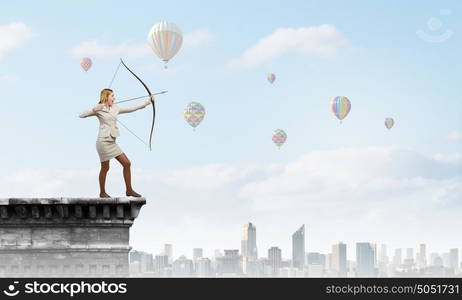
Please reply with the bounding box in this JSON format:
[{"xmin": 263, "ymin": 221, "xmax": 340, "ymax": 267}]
[
  {"xmin": 267, "ymin": 73, "xmax": 276, "ymax": 84},
  {"xmin": 80, "ymin": 57, "xmax": 92, "ymax": 72},
  {"xmin": 184, "ymin": 102, "xmax": 205, "ymax": 129},
  {"xmin": 330, "ymin": 96, "xmax": 351, "ymax": 122},
  {"xmin": 272, "ymin": 129, "xmax": 287, "ymax": 148},
  {"xmin": 147, "ymin": 21, "xmax": 183, "ymax": 69},
  {"xmin": 384, "ymin": 117, "xmax": 394, "ymax": 130}
]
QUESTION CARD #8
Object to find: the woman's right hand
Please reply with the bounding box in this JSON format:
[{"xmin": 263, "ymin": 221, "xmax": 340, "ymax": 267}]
[{"xmin": 92, "ymin": 104, "xmax": 105, "ymax": 112}]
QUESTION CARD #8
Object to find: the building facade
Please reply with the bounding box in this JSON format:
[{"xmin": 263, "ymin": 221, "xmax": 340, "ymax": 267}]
[
  {"xmin": 292, "ymin": 225, "xmax": 305, "ymax": 269},
  {"xmin": 0, "ymin": 197, "xmax": 145, "ymax": 277}
]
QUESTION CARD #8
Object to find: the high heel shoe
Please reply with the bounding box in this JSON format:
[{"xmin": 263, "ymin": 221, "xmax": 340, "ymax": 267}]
[{"xmin": 126, "ymin": 190, "xmax": 142, "ymax": 197}]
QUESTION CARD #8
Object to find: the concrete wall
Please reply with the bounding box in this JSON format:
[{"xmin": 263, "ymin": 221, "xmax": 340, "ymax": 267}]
[{"xmin": 0, "ymin": 197, "xmax": 145, "ymax": 277}]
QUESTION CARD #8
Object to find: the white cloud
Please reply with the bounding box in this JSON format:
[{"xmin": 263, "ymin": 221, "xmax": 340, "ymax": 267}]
[
  {"xmin": 445, "ymin": 131, "xmax": 462, "ymax": 143},
  {"xmin": 239, "ymin": 147, "xmax": 462, "ymax": 210},
  {"xmin": 71, "ymin": 28, "xmax": 212, "ymax": 60},
  {"xmin": 2, "ymin": 147, "xmax": 461, "ymax": 258},
  {"xmin": 183, "ymin": 28, "xmax": 212, "ymax": 48},
  {"xmin": 70, "ymin": 40, "xmax": 150, "ymax": 59},
  {"xmin": 433, "ymin": 153, "xmax": 462, "ymax": 164},
  {"xmin": 0, "ymin": 22, "xmax": 34, "ymax": 59},
  {"xmin": 229, "ymin": 24, "xmax": 350, "ymax": 69},
  {"xmin": 0, "ymin": 74, "xmax": 18, "ymax": 83},
  {"xmin": 163, "ymin": 163, "xmax": 260, "ymax": 190}
]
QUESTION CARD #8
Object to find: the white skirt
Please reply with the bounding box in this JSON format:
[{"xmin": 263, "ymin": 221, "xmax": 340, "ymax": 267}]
[{"xmin": 96, "ymin": 136, "xmax": 123, "ymax": 162}]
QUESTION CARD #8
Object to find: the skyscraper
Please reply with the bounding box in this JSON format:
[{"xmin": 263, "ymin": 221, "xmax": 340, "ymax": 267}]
[
  {"xmin": 449, "ymin": 248, "xmax": 459, "ymax": 272},
  {"xmin": 172, "ymin": 256, "xmax": 194, "ymax": 277},
  {"xmin": 406, "ymin": 248, "xmax": 414, "ymax": 261},
  {"xmin": 196, "ymin": 257, "xmax": 212, "ymax": 277},
  {"xmin": 214, "ymin": 250, "xmax": 223, "ymax": 260},
  {"xmin": 356, "ymin": 243, "xmax": 376, "ymax": 277},
  {"xmin": 193, "ymin": 248, "xmax": 203, "ymax": 262},
  {"xmin": 268, "ymin": 247, "xmax": 282, "ymax": 277},
  {"xmin": 241, "ymin": 222, "xmax": 257, "ymax": 275},
  {"xmin": 216, "ymin": 250, "xmax": 241, "ymax": 276},
  {"xmin": 164, "ymin": 244, "xmax": 173, "ymax": 264},
  {"xmin": 376, "ymin": 244, "xmax": 389, "ymax": 277},
  {"xmin": 331, "ymin": 242, "xmax": 347, "ymax": 277},
  {"xmin": 292, "ymin": 225, "xmax": 305, "ymax": 269},
  {"xmin": 417, "ymin": 244, "xmax": 427, "ymax": 269},
  {"xmin": 443, "ymin": 253, "xmax": 450, "ymax": 268},
  {"xmin": 241, "ymin": 222, "xmax": 258, "ymax": 260},
  {"xmin": 430, "ymin": 253, "xmax": 442, "ymax": 266},
  {"xmin": 379, "ymin": 244, "xmax": 388, "ymax": 264},
  {"xmin": 129, "ymin": 250, "xmax": 154, "ymax": 275},
  {"xmin": 393, "ymin": 248, "xmax": 402, "ymax": 267},
  {"xmin": 307, "ymin": 252, "xmax": 326, "ymax": 267},
  {"xmin": 154, "ymin": 255, "xmax": 169, "ymax": 276}
]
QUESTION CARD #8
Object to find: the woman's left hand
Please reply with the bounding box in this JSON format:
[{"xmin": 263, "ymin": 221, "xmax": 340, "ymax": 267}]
[{"xmin": 144, "ymin": 95, "xmax": 155, "ymax": 107}]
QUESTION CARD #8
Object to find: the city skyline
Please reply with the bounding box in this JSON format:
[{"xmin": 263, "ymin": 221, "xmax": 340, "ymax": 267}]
[
  {"xmin": 133, "ymin": 221, "xmax": 461, "ymax": 262},
  {"xmin": 130, "ymin": 222, "xmax": 461, "ymax": 271},
  {"xmin": 129, "ymin": 222, "xmax": 461, "ymax": 277}
]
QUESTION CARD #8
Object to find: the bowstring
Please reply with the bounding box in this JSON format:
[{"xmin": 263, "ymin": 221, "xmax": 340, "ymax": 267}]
[
  {"xmin": 105, "ymin": 60, "xmax": 150, "ymax": 149},
  {"xmin": 112, "ymin": 116, "xmax": 149, "ymax": 148},
  {"xmin": 108, "ymin": 61, "xmax": 122, "ymax": 88}
]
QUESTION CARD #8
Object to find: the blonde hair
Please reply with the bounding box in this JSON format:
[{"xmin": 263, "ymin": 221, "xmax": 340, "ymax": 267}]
[{"xmin": 99, "ymin": 89, "xmax": 113, "ymax": 104}]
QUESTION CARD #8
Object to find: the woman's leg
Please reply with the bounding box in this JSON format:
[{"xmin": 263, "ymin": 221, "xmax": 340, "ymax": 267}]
[
  {"xmin": 99, "ymin": 160, "xmax": 111, "ymax": 197},
  {"xmin": 115, "ymin": 153, "xmax": 142, "ymax": 197}
]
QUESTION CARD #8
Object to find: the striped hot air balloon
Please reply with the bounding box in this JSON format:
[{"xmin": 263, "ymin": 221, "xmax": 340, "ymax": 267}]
[
  {"xmin": 272, "ymin": 129, "xmax": 287, "ymax": 148},
  {"xmin": 147, "ymin": 21, "xmax": 183, "ymax": 69},
  {"xmin": 267, "ymin": 73, "xmax": 276, "ymax": 84},
  {"xmin": 384, "ymin": 117, "xmax": 394, "ymax": 130},
  {"xmin": 184, "ymin": 102, "xmax": 205, "ymax": 129},
  {"xmin": 330, "ymin": 96, "xmax": 351, "ymax": 122}
]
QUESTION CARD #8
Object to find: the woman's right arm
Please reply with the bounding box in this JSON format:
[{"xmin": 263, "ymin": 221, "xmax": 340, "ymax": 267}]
[{"xmin": 79, "ymin": 104, "xmax": 105, "ymax": 118}]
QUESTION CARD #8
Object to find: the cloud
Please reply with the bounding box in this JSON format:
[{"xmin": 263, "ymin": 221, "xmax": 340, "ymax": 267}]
[
  {"xmin": 0, "ymin": 74, "xmax": 18, "ymax": 83},
  {"xmin": 229, "ymin": 24, "xmax": 350, "ymax": 69},
  {"xmin": 183, "ymin": 28, "xmax": 212, "ymax": 48},
  {"xmin": 445, "ymin": 131, "xmax": 462, "ymax": 143},
  {"xmin": 238, "ymin": 147, "xmax": 462, "ymax": 210},
  {"xmin": 0, "ymin": 22, "xmax": 34, "ymax": 59},
  {"xmin": 433, "ymin": 153, "xmax": 462, "ymax": 164},
  {"xmin": 2, "ymin": 147, "xmax": 460, "ymax": 258},
  {"xmin": 71, "ymin": 28, "xmax": 212, "ymax": 60},
  {"xmin": 163, "ymin": 163, "xmax": 260, "ymax": 190},
  {"xmin": 70, "ymin": 40, "xmax": 150, "ymax": 59}
]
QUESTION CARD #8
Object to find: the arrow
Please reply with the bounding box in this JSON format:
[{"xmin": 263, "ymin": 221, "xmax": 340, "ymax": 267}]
[{"xmin": 115, "ymin": 90, "xmax": 168, "ymax": 104}]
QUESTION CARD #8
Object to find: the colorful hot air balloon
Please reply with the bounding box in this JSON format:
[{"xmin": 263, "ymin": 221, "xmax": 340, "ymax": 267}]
[
  {"xmin": 330, "ymin": 96, "xmax": 351, "ymax": 122},
  {"xmin": 80, "ymin": 57, "xmax": 92, "ymax": 72},
  {"xmin": 267, "ymin": 73, "xmax": 276, "ymax": 84},
  {"xmin": 272, "ymin": 129, "xmax": 287, "ymax": 148},
  {"xmin": 384, "ymin": 117, "xmax": 394, "ymax": 130},
  {"xmin": 184, "ymin": 102, "xmax": 205, "ymax": 129},
  {"xmin": 147, "ymin": 21, "xmax": 183, "ymax": 69}
]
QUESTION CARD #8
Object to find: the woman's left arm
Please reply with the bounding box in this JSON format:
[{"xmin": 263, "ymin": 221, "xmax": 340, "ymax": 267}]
[{"xmin": 118, "ymin": 96, "xmax": 154, "ymax": 114}]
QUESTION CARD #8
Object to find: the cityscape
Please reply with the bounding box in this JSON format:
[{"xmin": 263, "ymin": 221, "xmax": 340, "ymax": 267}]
[{"xmin": 129, "ymin": 223, "xmax": 461, "ymax": 278}]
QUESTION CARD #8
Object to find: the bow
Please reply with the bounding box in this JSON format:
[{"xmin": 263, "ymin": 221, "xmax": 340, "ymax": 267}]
[{"xmin": 109, "ymin": 58, "xmax": 156, "ymax": 151}]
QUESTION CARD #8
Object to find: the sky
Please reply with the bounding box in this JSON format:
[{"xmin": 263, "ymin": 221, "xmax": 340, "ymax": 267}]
[{"xmin": 0, "ymin": 0, "xmax": 461, "ymax": 260}]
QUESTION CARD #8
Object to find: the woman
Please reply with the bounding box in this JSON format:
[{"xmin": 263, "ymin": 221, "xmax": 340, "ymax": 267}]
[{"xmin": 79, "ymin": 88, "xmax": 154, "ymax": 198}]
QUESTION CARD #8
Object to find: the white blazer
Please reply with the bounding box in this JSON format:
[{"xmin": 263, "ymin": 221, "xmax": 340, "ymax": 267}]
[{"xmin": 79, "ymin": 103, "xmax": 146, "ymax": 138}]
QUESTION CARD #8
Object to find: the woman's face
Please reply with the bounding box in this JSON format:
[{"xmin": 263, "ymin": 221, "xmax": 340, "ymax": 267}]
[{"xmin": 107, "ymin": 92, "xmax": 115, "ymax": 105}]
